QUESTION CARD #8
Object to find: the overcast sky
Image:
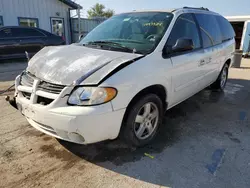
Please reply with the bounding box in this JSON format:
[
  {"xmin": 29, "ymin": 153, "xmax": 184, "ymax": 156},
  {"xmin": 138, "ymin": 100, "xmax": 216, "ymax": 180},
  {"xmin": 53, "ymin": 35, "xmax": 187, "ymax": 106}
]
[{"xmin": 74, "ymin": 0, "xmax": 250, "ymax": 17}]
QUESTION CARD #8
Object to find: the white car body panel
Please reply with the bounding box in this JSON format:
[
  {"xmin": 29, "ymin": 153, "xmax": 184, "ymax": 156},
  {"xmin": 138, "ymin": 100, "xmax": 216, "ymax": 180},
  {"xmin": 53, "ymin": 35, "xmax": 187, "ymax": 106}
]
[
  {"xmin": 27, "ymin": 45, "xmax": 142, "ymax": 85},
  {"xmin": 101, "ymin": 51, "xmax": 172, "ymax": 110},
  {"xmin": 13, "ymin": 8, "xmax": 235, "ymax": 144}
]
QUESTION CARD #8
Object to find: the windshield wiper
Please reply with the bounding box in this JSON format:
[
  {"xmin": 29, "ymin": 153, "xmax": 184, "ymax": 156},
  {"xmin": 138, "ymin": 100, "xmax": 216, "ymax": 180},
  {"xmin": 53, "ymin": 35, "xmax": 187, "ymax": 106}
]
[{"xmin": 86, "ymin": 41, "xmax": 139, "ymax": 53}]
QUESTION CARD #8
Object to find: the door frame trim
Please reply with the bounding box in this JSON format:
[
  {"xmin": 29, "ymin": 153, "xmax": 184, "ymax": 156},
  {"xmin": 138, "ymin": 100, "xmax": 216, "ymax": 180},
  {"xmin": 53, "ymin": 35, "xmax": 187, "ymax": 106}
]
[{"xmin": 50, "ymin": 17, "xmax": 65, "ymax": 39}]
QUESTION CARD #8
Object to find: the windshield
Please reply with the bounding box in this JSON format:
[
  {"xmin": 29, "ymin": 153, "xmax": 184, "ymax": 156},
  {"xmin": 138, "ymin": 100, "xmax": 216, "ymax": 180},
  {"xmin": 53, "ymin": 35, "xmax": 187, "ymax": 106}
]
[{"xmin": 79, "ymin": 12, "xmax": 173, "ymax": 54}]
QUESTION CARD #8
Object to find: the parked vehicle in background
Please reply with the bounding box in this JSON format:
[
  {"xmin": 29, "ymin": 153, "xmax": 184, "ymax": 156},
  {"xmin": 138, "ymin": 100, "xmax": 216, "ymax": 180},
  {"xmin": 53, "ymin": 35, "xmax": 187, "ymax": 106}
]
[
  {"xmin": 0, "ymin": 26, "xmax": 65, "ymax": 60},
  {"xmin": 11, "ymin": 7, "xmax": 235, "ymax": 147}
]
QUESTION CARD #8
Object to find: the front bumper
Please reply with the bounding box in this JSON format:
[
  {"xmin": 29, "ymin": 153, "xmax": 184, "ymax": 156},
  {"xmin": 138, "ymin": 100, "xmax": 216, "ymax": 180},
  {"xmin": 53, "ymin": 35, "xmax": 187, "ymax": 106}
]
[{"xmin": 15, "ymin": 75, "xmax": 126, "ymax": 144}]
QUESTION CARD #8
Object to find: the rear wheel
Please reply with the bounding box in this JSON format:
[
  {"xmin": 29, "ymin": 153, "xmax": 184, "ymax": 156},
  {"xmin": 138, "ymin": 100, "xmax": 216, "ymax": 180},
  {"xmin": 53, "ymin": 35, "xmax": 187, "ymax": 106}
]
[
  {"xmin": 211, "ymin": 64, "xmax": 229, "ymax": 90},
  {"xmin": 120, "ymin": 94, "xmax": 164, "ymax": 147}
]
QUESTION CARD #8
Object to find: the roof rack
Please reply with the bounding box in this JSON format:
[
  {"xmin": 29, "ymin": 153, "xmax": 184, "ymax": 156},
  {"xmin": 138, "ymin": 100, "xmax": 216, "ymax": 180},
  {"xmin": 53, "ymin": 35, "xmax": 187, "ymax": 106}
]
[{"xmin": 183, "ymin": 7, "xmax": 209, "ymax": 11}]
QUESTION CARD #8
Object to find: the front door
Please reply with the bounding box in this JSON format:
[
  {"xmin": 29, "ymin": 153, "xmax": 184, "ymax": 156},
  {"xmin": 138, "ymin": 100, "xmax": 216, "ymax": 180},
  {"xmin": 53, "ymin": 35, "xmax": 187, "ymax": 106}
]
[
  {"xmin": 0, "ymin": 28, "xmax": 22, "ymax": 59},
  {"xmin": 51, "ymin": 18, "xmax": 65, "ymax": 40},
  {"xmin": 165, "ymin": 13, "xmax": 205, "ymax": 106},
  {"xmin": 15, "ymin": 27, "xmax": 45, "ymax": 55}
]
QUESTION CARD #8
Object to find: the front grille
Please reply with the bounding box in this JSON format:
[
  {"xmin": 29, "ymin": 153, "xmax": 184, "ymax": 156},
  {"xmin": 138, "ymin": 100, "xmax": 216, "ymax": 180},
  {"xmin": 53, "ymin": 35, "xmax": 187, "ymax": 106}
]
[
  {"xmin": 37, "ymin": 96, "xmax": 54, "ymax": 105},
  {"xmin": 37, "ymin": 81, "xmax": 65, "ymax": 94},
  {"xmin": 19, "ymin": 72, "xmax": 66, "ymax": 106},
  {"xmin": 20, "ymin": 72, "xmax": 35, "ymax": 87},
  {"xmin": 22, "ymin": 92, "xmax": 31, "ymax": 100}
]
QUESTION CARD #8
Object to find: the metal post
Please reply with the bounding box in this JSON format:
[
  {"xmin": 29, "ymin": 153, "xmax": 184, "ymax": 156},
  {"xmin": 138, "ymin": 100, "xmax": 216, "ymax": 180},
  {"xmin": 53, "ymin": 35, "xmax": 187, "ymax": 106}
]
[{"xmin": 77, "ymin": 7, "xmax": 81, "ymax": 38}]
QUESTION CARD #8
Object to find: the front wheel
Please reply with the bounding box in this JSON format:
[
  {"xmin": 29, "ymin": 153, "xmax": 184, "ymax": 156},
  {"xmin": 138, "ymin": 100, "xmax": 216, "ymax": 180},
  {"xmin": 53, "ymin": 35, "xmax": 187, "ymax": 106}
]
[
  {"xmin": 120, "ymin": 94, "xmax": 164, "ymax": 147},
  {"xmin": 210, "ymin": 64, "xmax": 229, "ymax": 90}
]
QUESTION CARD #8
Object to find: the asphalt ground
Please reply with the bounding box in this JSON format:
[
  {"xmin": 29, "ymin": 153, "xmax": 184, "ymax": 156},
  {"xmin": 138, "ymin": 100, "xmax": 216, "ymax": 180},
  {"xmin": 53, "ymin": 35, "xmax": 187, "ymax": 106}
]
[{"xmin": 0, "ymin": 59, "xmax": 250, "ymax": 188}]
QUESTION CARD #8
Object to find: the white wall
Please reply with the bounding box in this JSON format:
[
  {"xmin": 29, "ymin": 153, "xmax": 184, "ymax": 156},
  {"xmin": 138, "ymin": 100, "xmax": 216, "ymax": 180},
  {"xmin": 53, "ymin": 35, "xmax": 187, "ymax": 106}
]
[
  {"xmin": 226, "ymin": 16, "xmax": 250, "ymax": 22},
  {"xmin": 0, "ymin": 0, "xmax": 72, "ymax": 43}
]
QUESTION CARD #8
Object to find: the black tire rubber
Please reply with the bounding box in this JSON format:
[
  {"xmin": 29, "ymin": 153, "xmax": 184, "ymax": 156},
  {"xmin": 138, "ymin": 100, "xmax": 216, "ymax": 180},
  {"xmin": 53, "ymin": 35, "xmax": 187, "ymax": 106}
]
[
  {"xmin": 120, "ymin": 94, "xmax": 164, "ymax": 147},
  {"xmin": 210, "ymin": 64, "xmax": 229, "ymax": 90}
]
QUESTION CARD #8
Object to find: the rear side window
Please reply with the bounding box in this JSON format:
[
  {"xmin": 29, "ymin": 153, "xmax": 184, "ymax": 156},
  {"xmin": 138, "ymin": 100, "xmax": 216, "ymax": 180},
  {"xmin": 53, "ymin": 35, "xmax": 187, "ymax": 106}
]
[
  {"xmin": 167, "ymin": 13, "xmax": 201, "ymax": 51},
  {"xmin": 0, "ymin": 28, "xmax": 45, "ymax": 38},
  {"xmin": 195, "ymin": 14, "xmax": 222, "ymax": 48},
  {"xmin": 14, "ymin": 28, "xmax": 44, "ymax": 37},
  {"xmin": 216, "ymin": 16, "xmax": 235, "ymax": 42},
  {"xmin": 0, "ymin": 28, "xmax": 14, "ymax": 38}
]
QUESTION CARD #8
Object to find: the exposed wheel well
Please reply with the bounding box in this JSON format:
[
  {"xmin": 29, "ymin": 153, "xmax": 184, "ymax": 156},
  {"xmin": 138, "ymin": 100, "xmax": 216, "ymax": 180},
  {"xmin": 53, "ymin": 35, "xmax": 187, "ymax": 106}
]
[
  {"xmin": 121, "ymin": 85, "xmax": 167, "ymax": 125},
  {"xmin": 225, "ymin": 59, "xmax": 231, "ymax": 67}
]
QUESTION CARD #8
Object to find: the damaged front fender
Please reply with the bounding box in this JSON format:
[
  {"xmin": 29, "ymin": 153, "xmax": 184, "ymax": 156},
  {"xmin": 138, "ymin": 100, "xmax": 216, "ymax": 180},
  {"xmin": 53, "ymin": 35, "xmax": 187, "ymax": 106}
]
[{"xmin": 80, "ymin": 56, "xmax": 145, "ymax": 85}]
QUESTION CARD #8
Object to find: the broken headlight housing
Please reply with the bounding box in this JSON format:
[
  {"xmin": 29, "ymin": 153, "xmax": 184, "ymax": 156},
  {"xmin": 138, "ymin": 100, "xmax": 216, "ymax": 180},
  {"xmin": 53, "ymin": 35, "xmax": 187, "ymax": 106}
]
[{"xmin": 68, "ymin": 87, "xmax": 117, "ymax": 106}]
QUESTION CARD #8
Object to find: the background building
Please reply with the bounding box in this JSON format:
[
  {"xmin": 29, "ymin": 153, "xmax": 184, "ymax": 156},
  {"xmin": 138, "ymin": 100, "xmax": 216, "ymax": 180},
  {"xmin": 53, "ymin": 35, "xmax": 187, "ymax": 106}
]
[
  {"xmin": 226, "ymin": 16, "xmax": 250, "ymax": 55},
  {"xmin": 0, "ymin": 0, "xmax": 82, "ymax": 44}
]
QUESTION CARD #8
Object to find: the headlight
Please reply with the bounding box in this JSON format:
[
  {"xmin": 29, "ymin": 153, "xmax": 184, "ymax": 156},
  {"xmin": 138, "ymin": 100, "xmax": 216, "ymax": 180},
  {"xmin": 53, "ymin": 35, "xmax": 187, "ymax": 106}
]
[{"xmin": 68, "ymin": 87, "xmax": 117, "ymax": 106}]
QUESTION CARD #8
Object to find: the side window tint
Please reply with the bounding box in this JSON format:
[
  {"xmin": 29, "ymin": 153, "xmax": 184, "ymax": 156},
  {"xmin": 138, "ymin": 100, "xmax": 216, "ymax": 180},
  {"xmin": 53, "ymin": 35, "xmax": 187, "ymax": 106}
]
[
  {"xmin": 167, "ymin": 14, "xmax": 201, "ymax": 52},
  {"xmin": 216, "ymin": 16, "xmax": 235, "ymax": 41},
  {"xmin": 195, "ymin": 14, "xmax": 222, "ymax": 47},
  {"xmin": 0, "ymin": 28, "xmax": 14, "ymax": 38},
  {"xmin": 13, "ymin": 28, "xmax": 44, "ymax": 37},
  {"xmin": 199, "ymin": 30, "xmax": 213, "ymax": 48}
]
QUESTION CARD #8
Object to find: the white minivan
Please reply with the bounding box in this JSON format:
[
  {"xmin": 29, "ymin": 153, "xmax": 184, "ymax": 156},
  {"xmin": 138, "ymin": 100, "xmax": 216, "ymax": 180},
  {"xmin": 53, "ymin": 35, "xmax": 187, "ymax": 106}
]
[{"xmin": 13, "ymin": 7, "xmax": 235, "ymax": 146}]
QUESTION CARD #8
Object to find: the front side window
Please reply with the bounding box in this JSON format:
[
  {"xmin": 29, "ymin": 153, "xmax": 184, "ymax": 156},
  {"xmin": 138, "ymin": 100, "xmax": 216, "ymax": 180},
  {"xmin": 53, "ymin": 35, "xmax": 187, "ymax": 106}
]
[
  {"xmin": 80, "ymin": 12, "xmax": 174, "ymax": 54},
  {"xmin": 195, "ymin": 14, "xmax": 222, "ymax": 48},
  {"xmin": 166, "ymin": 13, "xmax": 201, "ymax": 52},
  {"xmin": 18, "ymin": 17, "xmax": 39, "ymax": 27},
  {"xmin": 0, "ymin": 16, "xmax": 3, "ymax": 27}
]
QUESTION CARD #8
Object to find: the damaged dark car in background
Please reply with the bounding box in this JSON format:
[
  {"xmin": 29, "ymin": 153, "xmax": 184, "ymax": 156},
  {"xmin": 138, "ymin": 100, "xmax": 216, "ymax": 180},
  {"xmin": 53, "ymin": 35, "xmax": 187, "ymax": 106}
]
[{"xmin": 0, "ymin": 26, "xmax": 65, "ymax": 60}]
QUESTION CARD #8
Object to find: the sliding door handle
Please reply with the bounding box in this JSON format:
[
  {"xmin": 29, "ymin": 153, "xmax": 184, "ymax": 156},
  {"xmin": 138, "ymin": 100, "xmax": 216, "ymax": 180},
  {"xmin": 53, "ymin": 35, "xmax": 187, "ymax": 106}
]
[{"xmin": 199, "ymin": 59, "xmax": 205, "ymax": 66}]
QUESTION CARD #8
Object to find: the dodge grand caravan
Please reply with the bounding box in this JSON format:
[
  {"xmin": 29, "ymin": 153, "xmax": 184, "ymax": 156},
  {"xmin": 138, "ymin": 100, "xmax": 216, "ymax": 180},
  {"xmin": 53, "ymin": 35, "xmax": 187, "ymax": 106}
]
[{"xmin": 12, "ymin": 7, "xmax": 235, "ymax": 146}]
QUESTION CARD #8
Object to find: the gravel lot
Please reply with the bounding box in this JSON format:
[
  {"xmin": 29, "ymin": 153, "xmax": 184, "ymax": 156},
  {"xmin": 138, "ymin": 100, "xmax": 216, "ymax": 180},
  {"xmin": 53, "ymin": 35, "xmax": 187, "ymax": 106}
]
[{"xmin": 0, "ymin": 59, "xmax": 250, "ymax": 188}]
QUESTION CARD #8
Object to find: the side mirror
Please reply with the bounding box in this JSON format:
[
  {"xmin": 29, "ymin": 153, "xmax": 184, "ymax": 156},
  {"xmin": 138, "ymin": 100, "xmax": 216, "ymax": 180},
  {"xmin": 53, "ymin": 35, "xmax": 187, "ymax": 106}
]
[
  {"xmin": 164, "ymin": 38, "xmax": 194, "ymax": 55},
  {"xmin": 79, "ymin": 34, "xmax": 84, "ymax": 41},
  {"xmin": 172, "ymin": 38, "xmax": 194, "ymax": 53}
]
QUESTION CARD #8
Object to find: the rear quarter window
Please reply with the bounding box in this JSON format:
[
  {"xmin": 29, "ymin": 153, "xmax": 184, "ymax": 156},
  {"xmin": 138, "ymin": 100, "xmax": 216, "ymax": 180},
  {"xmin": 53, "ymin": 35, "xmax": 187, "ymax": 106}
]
[
  {"xmin": 38, "ymin": 29, "xmax": 55, "ymax": 37},
  {"xmin": 216, "ymin": 16, "xmax": 235, "ymax": 42},
  {"xmin": 195, "ymin": 13, "xmax": 222, "ymax": 48}
]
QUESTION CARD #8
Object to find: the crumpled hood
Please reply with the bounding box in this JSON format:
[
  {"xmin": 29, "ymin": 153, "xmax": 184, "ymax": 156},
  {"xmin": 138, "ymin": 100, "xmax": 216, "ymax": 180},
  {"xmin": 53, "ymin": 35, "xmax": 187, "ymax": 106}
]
[{"xmin": 27, "ymin": 45, "xmax": 142, "ymax": 85}]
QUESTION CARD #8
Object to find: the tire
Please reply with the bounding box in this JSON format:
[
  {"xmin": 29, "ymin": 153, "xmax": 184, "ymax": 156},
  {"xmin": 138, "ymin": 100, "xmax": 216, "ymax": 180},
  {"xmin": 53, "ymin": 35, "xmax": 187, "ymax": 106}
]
[
  {"xmin": 120, "ymin": 94, "xmax": 164, "ymax": 147},
  {"xmin": 210, "ymin": 64, "xmax": 229, "ymax": 90}
]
